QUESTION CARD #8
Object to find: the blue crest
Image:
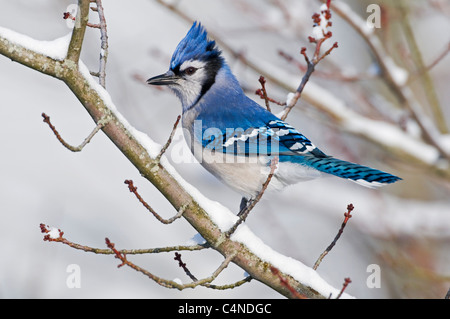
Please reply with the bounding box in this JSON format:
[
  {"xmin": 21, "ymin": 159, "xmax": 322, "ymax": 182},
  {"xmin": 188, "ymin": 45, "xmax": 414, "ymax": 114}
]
[{"xmin": 170, "ymin": 21, "xmax": 222, "ymax": 70}]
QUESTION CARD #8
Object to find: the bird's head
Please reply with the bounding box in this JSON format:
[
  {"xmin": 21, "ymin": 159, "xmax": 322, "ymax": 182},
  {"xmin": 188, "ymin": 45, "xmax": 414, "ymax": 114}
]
[{"xmin": 147, "ymin": 22, "xmax": 224, "ymax": 109}]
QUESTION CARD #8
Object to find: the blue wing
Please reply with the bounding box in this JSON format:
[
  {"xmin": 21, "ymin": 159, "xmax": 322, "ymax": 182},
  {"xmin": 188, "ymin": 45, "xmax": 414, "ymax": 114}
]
[
  {"xmin": 196, "ymin": 107, "xmax": 327, "ymax": 158},
  {"xmin": 193, "ymin": 95, "xmax": 401, "ymax": 187}
]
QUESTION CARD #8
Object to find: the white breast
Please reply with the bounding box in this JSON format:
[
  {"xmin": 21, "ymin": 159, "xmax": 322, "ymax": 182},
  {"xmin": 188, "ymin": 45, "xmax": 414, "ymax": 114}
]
[{"xmin": 186, "ymin": 138, "xmax": 322, "ymax": 198}]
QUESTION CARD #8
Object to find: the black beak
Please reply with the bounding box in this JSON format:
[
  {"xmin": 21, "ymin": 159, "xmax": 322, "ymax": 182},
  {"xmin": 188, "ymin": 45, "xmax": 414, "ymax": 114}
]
[{"xmin": 147, "ymin": 70, "xmax": 179, "ymax": 86}]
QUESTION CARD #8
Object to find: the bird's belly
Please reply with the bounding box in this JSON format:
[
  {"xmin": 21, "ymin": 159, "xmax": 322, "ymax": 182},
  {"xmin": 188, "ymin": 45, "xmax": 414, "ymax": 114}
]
[
  {"xmin": 195, "ymin": 148, "xmax": 322, "ymax": 198},
  {"xmin": 199, "ymin": 149, "xmax": 269, "ymax": 198}
]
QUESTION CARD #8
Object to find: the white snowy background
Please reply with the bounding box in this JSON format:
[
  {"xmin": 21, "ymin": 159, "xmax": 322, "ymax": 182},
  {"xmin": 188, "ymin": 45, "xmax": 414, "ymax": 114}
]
[{"xmin": 0, "ymin": 0, "xmax": 449, "ymax": 298}]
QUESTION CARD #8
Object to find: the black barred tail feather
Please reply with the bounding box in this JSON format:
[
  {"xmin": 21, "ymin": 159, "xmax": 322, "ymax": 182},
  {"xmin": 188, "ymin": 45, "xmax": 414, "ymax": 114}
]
[{"xmin": 305, "ymin": 156, "xmax": 401, "ymax": 188}]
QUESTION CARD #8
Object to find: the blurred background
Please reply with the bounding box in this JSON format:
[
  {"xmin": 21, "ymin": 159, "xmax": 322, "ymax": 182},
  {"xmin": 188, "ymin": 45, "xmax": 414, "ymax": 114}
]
[{"xmin": 0, "ymin": 0, "xmax": 449, "ymax": 298}]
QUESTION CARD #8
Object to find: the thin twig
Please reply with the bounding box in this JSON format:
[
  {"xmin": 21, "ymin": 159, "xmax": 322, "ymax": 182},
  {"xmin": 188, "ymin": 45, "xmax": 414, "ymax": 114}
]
[
  {"xmin": 66, "ymin": 0, "xmax": 90, "ymax": 63},
  {"xmin": 174, "ymin": 252, "xmax": 198, "ymax": 282},
  {"xmin": 315, "ymin": 41, "xmax": 339, "ymax": 64},
  {"xmin": 40, "ymin": 223, "xmax": 64, "ymax": 240},
  {"xmin": 257, "ymin": 76, "xmax": 271, "ymax": 112},
  {"xmin": 270, "ymin": 267, "xmax": 308, "ymax": 299},
  {"xmin": 65, "ymin": 0, "xmax": 108, "ymax": 87},
  {"xmin": 280, "ymin": 52, "xmax": 315, "ymax": 121},
  {"xmin": 106, "ymin": 237, "xmax": 235, "ymax": 290},
  {"xmin": 173, "ymin": 252, "xmax": 250, "ymax": 290},
  {"xmin": 225, "ymin": 157, "xmax": 278, "ymax": 237},
  {"xmin": 63, "ymin": 11, "xmax": 100, "ymax": 29},
  {"xmin": 335, "ymin": 277, "xmax": 351, "ymax": 299},
  {"xmin": 279, "ymin": 49, "xmax": 372, "ymax": 82},
  {"xmin": 124, "ymin": 179, "xmax": 185, "ymax": 224},
  {"xmin": 40, "ymin": 223, "xmax": 209, "ymax": 254},
  {"xmin": 156, "ymin": 115, "xmax": 181, "ymax": 162},
  {"xmin": 255, "ymin": 88, "xmax": 286, "ymax": 106},
  {"xmin": 94, "ymin": 0, "xmax": 108, "ymax": 88},
  {"xmin": 207, "ymin": 276, "xmax": 253, "ymax": 290},
  {"xmin": 313, "ymin": 204, "xmax": 354, "ymax": 270},
  {"xmin": 42, "ymin": 113, "xmax": 106, "ymax": 152},
  {"xmin": 280, "ymin": 3, "xmax": 338, "ymax": 121},
  {"xmin": 43, "ymin": 224, "xmax": 248, "ymax": 291},
  {"xmin": 412, "ymin": 42, "xmax": 450, "ymax": 81}
]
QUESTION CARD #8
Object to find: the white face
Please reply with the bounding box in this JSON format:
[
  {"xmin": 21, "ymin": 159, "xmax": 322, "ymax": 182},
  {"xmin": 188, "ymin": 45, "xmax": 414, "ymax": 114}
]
[{"xmin": 170, "ymin": 59, "xmax": 208, "ymax": 108}]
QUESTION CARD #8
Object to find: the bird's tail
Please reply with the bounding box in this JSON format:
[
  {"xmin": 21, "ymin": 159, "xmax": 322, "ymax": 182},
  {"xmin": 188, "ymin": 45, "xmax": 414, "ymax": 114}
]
[{"xmin": 304, "ymin": 156, "xmax": 401, "ymax": 188}]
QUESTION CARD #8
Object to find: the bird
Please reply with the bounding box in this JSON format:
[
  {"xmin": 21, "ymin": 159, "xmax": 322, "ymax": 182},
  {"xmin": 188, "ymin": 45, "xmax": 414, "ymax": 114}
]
[{"xmin": 147, "ymin": 22, "xmax": 401, "ymax": 212}]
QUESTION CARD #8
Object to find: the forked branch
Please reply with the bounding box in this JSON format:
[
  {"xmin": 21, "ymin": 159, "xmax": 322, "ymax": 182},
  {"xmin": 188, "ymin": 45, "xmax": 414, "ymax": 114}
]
[
  {"xmin": 225, "ymin": 157, "xmax": 279, "ymax": 237},
  {"xmin": 42, "ymin": 113, "xmax": 107, "ymax": 152}
]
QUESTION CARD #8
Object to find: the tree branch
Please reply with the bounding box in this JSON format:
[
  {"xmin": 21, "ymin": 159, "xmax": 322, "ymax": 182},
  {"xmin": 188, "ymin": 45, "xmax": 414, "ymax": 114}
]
[
  {"xmin": 40, "ymin": 223, "xmax": 209, "ymax": 255},
  {"xmin": 335, "ymin": 277, "xmax": 352, "ymax": 299},
  {"xmin": 124, "ymin": 179, "xmax": 185, "ymax": 224},
  {"xmin": 41, "ymin": 112, "xmax": 106, "ymax": 152},
  {"xmin": 280, "ymin": 2, "xmax": 338, "ymax": 121},
  {"xmin": 0, "ymin": 28, "xmax": 63, "ymax": 78},
  {"xmin": 156, "ymin": 115, "xmax": 181, "ymax": 162},
  {"xmin": 66, "ymin": 0, "xmax": 90, "ymax": 63},
  {"xmin": 106, "ymin": 237, "xmax": 236, "ymax": 290},
  {"xmin": 94, "ymin": 0, "xmax": 108, "ymax": 88},
  {"xmin": 313, "ymin": 204, "xmax": 355, "ymax": 270}
]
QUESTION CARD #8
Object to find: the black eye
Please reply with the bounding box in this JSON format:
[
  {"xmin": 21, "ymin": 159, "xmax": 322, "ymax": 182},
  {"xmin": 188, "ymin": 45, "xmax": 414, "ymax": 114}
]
[{"xmin": 184, "ymin": 66, "xmax": 197, "ymax": 76}]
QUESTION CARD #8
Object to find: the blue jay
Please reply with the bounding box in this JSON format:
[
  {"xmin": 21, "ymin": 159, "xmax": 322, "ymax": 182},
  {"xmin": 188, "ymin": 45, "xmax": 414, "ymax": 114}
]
[{"xmin": 147, "ymin": 22, "xmax": 401, "ymax": 211}]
